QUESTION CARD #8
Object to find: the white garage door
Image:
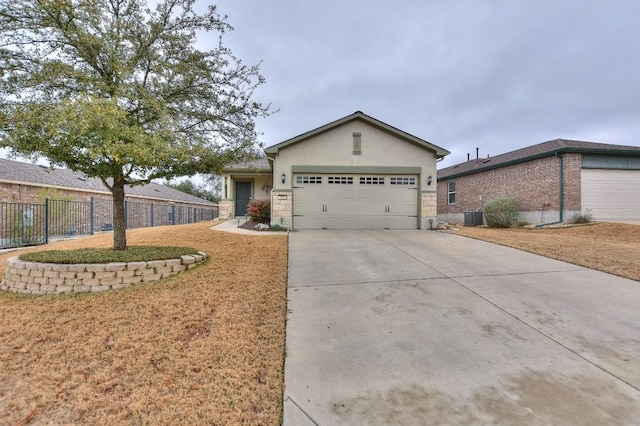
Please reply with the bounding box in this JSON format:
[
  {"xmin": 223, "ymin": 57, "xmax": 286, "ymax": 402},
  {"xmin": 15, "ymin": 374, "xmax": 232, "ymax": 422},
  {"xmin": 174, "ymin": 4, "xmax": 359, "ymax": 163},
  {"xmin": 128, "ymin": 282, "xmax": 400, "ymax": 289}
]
[
  {"xmin": 581, "ymin": 169, "xmax": 640, "ymax": 221},
  {"xmin": 293, "ymin": 174, "xmax": 418, "ymax": 229}
]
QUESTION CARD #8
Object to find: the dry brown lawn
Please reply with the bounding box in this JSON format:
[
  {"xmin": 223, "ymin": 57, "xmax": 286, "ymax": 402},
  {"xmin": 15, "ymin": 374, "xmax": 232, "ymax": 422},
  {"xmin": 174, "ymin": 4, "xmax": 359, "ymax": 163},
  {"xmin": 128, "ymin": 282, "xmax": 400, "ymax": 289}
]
[
  {"xmin": 453, "ymin": 222, "xmax": 640, "ymax": 282},
  {"xmin": 0, "ymin": 221, "xmax": 288, "ymax": 425}
]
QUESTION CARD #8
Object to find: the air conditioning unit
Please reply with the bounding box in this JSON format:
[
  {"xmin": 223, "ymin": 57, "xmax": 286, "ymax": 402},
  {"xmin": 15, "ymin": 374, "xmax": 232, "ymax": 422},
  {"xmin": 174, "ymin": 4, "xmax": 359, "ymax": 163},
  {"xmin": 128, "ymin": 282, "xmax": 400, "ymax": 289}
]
[{"xmin": 464, "ymin": 211, "xmax": 484, "ymax": 226}]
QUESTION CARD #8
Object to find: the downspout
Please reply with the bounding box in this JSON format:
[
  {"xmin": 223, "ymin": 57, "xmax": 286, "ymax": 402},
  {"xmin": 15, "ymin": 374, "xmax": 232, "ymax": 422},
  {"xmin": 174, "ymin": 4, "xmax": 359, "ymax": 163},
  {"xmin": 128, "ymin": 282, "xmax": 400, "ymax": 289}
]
[
  {"xmin": 557, "ymin": 152, "xmax": 564, "ymax": 223},
  {"xmin": 536, "ymin": 152, "xmax": 564, "ymax": 227}
]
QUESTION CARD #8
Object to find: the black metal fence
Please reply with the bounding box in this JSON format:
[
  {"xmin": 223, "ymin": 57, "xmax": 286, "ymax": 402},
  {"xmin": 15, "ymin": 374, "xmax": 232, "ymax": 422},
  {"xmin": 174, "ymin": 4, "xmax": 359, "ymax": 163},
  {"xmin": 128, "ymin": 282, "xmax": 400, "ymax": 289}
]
[
  {"xmin": 0, "ymin": 202, "xmax": 48, "ymax": 248},
  {"xmin": 0, "ymin": 198, "xmax": 218, "ymax": 249}
]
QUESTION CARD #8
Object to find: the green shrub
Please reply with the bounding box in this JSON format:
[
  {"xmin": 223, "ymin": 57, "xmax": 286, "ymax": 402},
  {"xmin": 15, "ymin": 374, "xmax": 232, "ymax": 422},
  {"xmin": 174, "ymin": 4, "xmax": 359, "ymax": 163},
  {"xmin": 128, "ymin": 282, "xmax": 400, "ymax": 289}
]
[
  {"xmin": 247, "ymin": 200, "xmax": 270, "ymax": 223},
  {"xmin": 570, "ymin": 209, "xmax": 593, "ymax": 224},
  {"xmin": 484, "ymin": 197, "xmax": 519, "ymax": 228}
]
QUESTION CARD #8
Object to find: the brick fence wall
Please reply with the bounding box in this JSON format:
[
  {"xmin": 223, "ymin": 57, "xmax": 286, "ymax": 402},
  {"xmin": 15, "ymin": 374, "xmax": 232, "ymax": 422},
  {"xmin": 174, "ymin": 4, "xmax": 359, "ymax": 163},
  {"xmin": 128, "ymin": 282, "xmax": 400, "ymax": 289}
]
[
  {"xmin": 0, "ymin": 182, "xmax": 215, "ymax": 218},
  {"xmin": 1, "ymin": 182, "xmax": 217, "ymax": 246},
  {"xmin": 1, "ymin": 182, "xmax": 95, "ymax": 204},
  {"xmin": 1, "ymin": 252, "xmax": 207, "ymax": 295},
  {"xmin": 437, "ymin": 153, "xmax": 582, "ymax": 223}
]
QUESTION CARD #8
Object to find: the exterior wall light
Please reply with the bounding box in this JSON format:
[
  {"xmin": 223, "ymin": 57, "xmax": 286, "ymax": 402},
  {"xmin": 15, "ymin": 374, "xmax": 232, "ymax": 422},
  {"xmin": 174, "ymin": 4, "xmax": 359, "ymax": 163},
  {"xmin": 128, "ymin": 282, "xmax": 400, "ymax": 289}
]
[
  {"xmin": 427, "ymin": 175, "xmax": 433, "ymax": 185},
  {"xmin": 281, "ymin": 172, "xmax": 286, "ymax": 184}
]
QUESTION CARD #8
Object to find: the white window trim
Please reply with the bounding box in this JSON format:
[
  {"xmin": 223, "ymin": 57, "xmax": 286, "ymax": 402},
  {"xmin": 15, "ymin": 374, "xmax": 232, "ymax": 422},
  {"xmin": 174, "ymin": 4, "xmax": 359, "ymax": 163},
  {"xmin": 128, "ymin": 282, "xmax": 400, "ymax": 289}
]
[{"xmin": 447, "ymin": 181, "xmax": 456, "ymax": 205}]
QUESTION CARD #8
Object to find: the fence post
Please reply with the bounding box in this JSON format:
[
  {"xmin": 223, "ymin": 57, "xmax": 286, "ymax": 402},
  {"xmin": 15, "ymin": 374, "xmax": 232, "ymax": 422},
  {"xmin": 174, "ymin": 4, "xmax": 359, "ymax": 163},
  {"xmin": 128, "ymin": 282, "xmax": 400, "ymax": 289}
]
[
  {"xmin": 172, "ymin": 205, "xmax": 176, "ymax": 225},
  {"xmin": 151, "ymin": 203, "xmax": 154, "ymax": 227},
  {"xmin": 90, "ymin": 197, "xmax": 95, "ymax": 235},
  {"xmin": 45, "ymin": 198, "xmax": 49, "ymax": 244}
]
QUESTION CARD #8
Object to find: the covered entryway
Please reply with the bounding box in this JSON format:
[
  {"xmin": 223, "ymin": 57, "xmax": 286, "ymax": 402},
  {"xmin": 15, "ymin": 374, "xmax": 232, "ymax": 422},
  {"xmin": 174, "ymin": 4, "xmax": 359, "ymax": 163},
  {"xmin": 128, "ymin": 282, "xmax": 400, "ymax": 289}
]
[
  {"xmin": 292, "ymin": 174, "xmax": 418, "ymax": 229},
  {"xmin": 581, "ymin": 169, "xmax": 640, "ymax": 222}
]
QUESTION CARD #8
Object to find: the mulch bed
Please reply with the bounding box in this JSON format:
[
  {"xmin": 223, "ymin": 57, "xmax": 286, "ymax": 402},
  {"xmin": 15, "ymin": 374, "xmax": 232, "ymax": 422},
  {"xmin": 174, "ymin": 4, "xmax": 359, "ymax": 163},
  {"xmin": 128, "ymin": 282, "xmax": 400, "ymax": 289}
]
[{"xmin": 238, "ymin": 220, "xmax": 287, "ymax": 232}]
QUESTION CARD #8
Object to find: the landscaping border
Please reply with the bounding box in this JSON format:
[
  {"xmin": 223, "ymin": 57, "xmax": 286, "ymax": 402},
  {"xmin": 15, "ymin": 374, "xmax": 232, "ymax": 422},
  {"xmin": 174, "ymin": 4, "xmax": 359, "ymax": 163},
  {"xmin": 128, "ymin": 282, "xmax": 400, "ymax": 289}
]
[{"xmin": 0, "ymin": 252, "xmax": 207, "ymax": 295}]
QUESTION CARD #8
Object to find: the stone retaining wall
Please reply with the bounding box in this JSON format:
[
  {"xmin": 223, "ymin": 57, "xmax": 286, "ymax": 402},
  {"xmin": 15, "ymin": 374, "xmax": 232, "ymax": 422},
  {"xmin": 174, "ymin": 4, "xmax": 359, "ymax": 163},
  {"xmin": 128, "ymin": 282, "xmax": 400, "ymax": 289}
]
[{"xmin": 0, "ymin": 252, "xmax": 207, "ymax": 295}]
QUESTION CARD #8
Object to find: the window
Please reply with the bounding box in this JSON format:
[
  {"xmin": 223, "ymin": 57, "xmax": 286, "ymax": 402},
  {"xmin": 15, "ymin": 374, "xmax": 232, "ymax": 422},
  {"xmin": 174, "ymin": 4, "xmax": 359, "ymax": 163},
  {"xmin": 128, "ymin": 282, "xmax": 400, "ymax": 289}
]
[
  {"xmin": 390, "ymin": 177, "xmax": 416, "ymax": 185},
  {"xmin": 447, "ymin": 181, "xmax": 456, "ymax": 205},
  {"xmin": 328, "ymin": 176, "xmax": 353, "ymax": 184},
  {"xmin": 295, "ymin": 175, "xmax": 322, "ymax": 184},
  {"xmin": 359, "ymin": 176, "xmax": 384, "ymax": 185}
]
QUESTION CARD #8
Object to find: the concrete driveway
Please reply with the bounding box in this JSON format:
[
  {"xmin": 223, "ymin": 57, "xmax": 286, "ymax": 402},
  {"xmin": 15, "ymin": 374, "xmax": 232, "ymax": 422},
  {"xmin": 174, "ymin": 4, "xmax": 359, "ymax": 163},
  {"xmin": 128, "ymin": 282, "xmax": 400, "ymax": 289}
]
[{"xmin": 283, "ymin": 230, "xmax": 640, "ymax": 425}]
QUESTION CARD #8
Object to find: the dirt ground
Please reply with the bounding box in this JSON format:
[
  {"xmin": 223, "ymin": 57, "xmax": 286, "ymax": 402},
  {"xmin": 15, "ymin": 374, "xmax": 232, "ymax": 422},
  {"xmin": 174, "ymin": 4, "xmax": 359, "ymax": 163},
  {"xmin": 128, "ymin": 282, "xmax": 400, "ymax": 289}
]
[
  {"xmin": 0, "ymin": 221, "xmax": 288, "ymax": 425},
  {"xmin": 452, "ymin": 222, "xmax": 640, "ymax": 282}
]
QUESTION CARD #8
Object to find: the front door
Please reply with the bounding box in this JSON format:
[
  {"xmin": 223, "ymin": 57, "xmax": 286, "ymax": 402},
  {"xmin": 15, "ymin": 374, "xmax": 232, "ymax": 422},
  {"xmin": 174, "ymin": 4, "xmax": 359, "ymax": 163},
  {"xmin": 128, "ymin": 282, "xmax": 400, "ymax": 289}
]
[{"xmin": 235, "ymin": 181, "xmax": 252, "ymax": 216}]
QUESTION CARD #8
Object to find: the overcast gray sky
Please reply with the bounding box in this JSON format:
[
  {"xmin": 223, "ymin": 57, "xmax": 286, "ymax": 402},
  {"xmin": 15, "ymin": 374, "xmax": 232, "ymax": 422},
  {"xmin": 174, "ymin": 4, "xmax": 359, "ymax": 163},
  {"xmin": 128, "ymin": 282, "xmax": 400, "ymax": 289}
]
[
  {"xmin": 212, "ymin": 0, "xmax": 640, "ymax": 167},
  {"xmin": 2, "ymin": 1, "xmax": 639, "ymax": 170}
]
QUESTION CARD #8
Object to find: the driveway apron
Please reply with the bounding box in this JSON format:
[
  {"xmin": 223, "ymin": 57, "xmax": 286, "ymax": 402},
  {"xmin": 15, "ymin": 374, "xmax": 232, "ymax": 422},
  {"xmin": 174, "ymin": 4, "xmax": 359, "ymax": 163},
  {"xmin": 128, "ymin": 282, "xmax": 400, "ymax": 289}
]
[{"xmin": 283, "ymin": 230, "xmax": 640, "ymax": 425}]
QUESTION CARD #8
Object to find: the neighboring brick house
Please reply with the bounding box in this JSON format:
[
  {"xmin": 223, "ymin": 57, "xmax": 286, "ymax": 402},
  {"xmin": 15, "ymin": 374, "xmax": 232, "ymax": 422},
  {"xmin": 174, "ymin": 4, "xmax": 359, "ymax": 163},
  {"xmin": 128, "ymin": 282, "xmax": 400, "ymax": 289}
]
[
  {"xmin": 437, "ymin": 139, "xmax": 640, "ymax": 225},
  {"xmin": 0, "ymin": 158, "xmax": 218, "ymax": 231}
]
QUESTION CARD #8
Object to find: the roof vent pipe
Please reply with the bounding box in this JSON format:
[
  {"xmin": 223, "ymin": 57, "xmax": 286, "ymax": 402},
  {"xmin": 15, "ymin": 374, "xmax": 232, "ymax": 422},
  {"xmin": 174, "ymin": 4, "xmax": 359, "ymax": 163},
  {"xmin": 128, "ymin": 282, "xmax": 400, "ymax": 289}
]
[
  {"xmin": 476, "ymin": 147, "xmax": 479, "ymax": 162},
  {"xmin": 467, "ymin": 153, "xmax": 470, "ymax": 161}
]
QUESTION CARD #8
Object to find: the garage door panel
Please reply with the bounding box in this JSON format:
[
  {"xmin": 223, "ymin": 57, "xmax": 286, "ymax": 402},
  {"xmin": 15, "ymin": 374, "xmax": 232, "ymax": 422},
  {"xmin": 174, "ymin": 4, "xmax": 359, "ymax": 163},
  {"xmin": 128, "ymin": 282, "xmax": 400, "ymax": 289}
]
[
  {"xmin": 581, "ymin": 169, "xmax": 640, "ymax": 221},
  {"xmin": 293, "ymin": 173, "xmax": 418, "ymax": 230}
]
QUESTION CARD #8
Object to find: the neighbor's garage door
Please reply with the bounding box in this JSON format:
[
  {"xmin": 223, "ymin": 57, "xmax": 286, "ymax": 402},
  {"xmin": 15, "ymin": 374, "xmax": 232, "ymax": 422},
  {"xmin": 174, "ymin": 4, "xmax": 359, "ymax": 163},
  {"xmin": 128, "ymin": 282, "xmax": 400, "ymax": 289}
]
[
  {"xmin": 293, "ymin": 174, "xmax": 418, "ymax": 229},
  {"xmin": 581, "ymin": 169, "xmax": 640, "ymax": 221}
]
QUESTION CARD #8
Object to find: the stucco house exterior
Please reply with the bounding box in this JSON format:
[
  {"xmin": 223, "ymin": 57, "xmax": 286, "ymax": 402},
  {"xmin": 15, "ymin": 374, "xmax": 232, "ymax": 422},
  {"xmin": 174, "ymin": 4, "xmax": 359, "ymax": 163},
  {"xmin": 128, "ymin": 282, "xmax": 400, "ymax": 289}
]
[
  {"xmin": 221, "ymin": 111, "xmax": 450, "ymax": 230},
  {"xmin": 437, "ymin": 139, "xmax": 640, "ymax": 225}
]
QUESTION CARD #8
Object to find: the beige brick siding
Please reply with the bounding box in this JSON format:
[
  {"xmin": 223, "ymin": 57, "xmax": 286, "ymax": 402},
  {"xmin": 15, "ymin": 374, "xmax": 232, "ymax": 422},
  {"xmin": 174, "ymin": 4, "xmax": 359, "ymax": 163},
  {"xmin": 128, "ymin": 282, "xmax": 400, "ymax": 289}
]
[
  {"xmin": 271, "ymin": 191, "xmax": 292, "ymax": 228},
  {"xmin": 219, "ymin": 200, "xmax": 234, "ymax": 220},
  {"xmin": 437, "ymin": 153, "xmax": 582, "ymax": 223},
  {"xmin": 420, "ymin": 191, "xmax": 437, "ymax": 229}
]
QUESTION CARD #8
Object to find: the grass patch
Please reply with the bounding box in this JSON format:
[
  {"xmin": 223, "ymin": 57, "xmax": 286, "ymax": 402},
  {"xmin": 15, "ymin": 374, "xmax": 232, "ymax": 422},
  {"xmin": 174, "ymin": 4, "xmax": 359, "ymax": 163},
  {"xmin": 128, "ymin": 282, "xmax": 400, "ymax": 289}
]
[
  {"xmin": 452, "ymin": 222, "xmax": 640, "ymax": 282},
  {"xmin": 19, "ymin": 246, "xmax": 199, "ymax": 264},
  {"xmin": 0, "ymin": 223, "xmax": 288, "ymax": 424}
]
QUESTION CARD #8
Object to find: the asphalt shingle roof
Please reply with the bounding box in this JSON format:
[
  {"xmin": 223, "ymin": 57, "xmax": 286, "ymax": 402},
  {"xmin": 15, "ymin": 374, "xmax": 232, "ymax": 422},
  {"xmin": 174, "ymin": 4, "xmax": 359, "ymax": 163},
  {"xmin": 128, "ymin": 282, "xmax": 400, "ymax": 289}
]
[
  {"xmin": 223, "ymin": 156, "xmax": 271, "ymax": 173},
  {"xmin": 0, "ymin": 158, "xmax": 216, "ymax": 205},
  {"xmin": 438, "ymin": 139, "xmax": 640, "ymax": 180}
]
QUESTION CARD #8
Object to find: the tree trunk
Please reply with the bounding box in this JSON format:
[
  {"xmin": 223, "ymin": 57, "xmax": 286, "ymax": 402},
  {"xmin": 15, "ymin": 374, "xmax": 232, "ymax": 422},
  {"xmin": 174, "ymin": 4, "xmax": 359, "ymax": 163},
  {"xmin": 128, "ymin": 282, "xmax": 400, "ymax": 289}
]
[{"xmin": 112, "ymin": 176, "xmax": 127, "ymax": 251}]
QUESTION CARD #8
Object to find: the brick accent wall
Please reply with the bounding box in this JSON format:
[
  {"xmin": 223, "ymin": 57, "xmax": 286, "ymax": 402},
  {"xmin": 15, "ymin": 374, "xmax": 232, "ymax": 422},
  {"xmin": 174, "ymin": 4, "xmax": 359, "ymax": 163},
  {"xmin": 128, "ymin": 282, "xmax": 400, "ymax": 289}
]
[
  {"xmin": 218, "ymin": 200, "xmax": 233, "ymax": 220},
  {"xmin": 437, "ymin": 153, "xmax": 582, "ymax": 224},
  {"xmin": 1, "ymin": 252, "xmax": 207, "ymax": 295},
  {"xmin": 271, "ymin": 191, "xmax": 292, "ymax": 228},
  {"xmin": 420, "ymin": 191, "xmax": 437, "ymax": 229}
]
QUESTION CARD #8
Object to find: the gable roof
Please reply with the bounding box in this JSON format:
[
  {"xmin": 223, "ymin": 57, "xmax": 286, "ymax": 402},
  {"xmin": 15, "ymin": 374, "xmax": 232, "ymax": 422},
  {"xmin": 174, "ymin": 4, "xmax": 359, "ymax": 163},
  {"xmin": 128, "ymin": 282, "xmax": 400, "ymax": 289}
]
[
  {"xmin": 264, "ymin": 111, "xmax": 450, "ymax": 158},
  {"xmin": 0, "ymin": 158, "xmax": 216, "ymax": 205},
  {"xmin": 438, "ymin": 139, "xmax": 640, "ymax": 180}
]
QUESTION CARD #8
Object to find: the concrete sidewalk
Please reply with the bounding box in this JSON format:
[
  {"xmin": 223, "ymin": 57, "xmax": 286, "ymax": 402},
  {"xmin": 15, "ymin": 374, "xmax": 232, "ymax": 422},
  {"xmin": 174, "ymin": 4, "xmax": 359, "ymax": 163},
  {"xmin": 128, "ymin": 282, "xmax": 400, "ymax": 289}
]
[{"xmin": 283, "ymin": 230, "xmax": 640, "ymax": 425}]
